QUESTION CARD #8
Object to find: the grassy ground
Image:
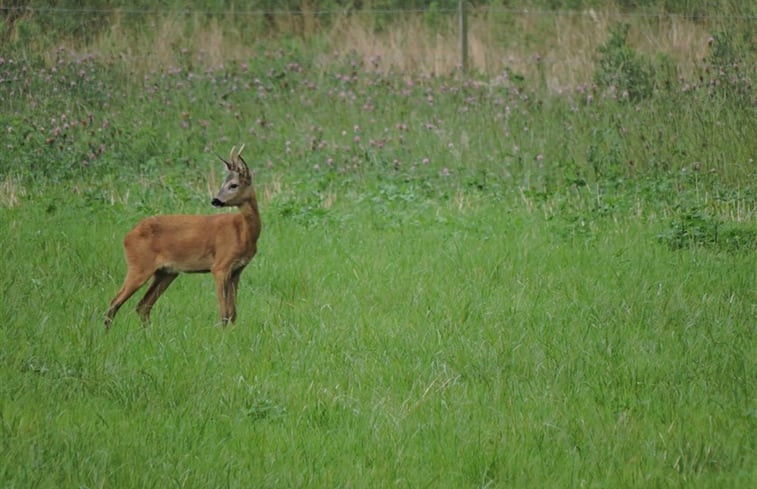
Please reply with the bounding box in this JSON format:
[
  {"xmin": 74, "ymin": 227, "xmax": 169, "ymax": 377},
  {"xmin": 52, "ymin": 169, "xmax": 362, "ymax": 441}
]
[
  {"xmin": 1, "ymin": 182, "xmax": 754, "ymax": 487},
  {"xmin": 1, "ymin": 3, "xmax": 755, "ymax": 488}
]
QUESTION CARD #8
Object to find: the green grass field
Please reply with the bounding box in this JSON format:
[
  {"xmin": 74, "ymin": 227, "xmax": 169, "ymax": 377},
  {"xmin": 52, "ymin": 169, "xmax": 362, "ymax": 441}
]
[{"xmin": 1, "ymin": 2, "xmax": 755, "ymax": 487}]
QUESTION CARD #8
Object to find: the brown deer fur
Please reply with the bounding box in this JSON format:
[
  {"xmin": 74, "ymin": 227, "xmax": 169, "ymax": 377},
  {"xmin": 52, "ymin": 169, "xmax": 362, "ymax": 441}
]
[{"xmin": 105, "ymin": 145, "xmax": 261, "ymax": 327}]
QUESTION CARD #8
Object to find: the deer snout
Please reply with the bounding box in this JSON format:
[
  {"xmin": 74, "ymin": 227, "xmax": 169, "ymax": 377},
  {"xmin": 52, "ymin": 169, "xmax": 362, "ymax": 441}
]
[{"xmin": 211, "ymin": 198, "xmax": 225, "ymax": 207}]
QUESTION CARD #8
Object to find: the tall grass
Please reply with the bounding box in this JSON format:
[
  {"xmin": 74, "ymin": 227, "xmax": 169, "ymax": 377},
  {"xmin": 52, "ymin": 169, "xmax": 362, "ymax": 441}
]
[{"xmin": 4, "ymin": 1, "xmax": 752, "ymax": 83}]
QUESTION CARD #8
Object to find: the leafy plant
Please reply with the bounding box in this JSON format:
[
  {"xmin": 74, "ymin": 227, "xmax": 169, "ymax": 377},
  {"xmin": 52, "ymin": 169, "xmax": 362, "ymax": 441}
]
[
  {"xmin": 659, "ymin": 207, "xmax": 757, "ymax": 253},
  {"xmin": 593, "ymin": 22, "xmax": 655, "ymax": 102}
]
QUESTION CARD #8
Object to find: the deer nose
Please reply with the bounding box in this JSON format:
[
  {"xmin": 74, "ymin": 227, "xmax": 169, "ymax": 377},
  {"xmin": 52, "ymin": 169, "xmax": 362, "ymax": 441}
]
[{"xmin": 211, "ymin": 198, "xmax": 224, "ymax": 207}]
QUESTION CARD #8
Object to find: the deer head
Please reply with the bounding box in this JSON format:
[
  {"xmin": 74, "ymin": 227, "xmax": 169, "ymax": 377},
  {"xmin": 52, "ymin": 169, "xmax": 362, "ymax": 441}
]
[{"xmin": 212, "ymin": 144, "xmax": 252, "ymax": 208}]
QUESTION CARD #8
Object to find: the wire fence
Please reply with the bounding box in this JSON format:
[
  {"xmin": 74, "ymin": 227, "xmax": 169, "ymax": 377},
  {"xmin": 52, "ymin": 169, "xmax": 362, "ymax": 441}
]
[
  {"xmin": 2, "ymin": 2, "xmax": 754, "ymax": 81},
  {"xmin": 1, "ymin": 4, "xmax": 756, "ymax": 20}
]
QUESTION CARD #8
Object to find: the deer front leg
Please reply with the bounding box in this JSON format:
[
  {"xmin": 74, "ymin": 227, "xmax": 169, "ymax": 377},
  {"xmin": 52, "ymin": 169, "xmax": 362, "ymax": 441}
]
[
  {"xmin": 224, "ymin": 268, "xmax": 244, "ymax": 324},
  {"xmin": 213, "ymin": 267, "xmax": 232, "ymax": 325}
]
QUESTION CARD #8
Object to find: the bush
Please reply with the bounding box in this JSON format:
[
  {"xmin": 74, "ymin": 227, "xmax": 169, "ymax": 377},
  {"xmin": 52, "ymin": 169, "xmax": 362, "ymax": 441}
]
[
  {"xmin": 659, "ymin": 207, "xmax": 757, "ymax": 253},
  {"xmin": 593, "ymin": 23, "xmax": 655, "ymax": 102}
]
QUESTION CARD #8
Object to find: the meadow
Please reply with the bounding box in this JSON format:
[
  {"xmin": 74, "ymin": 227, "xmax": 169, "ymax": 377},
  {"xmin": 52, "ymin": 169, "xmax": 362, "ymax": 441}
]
[{"xmin": 1, "ymin": 1, "xmax": 755, "ymax": 487}]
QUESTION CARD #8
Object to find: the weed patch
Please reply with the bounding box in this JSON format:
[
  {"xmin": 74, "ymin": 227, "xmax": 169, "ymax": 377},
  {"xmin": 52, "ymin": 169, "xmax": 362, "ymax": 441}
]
[
  {"xmin": 660, "ymin": 207, "xmax": 757, "ymax": 253},
  {"xmin": 594, "ymin": 23, "xmax": 657, "ymax": 102}
]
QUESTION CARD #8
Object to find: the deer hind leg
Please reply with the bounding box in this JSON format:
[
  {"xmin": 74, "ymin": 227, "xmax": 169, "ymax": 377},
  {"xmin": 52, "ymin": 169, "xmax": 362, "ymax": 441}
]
[
  {"xmin": 136, "ymin": 270, "xmax": 179, "ymax": 323},
  {"xmin": 105, "ymin": 266, "xmax": 154, "ymax": 328}
]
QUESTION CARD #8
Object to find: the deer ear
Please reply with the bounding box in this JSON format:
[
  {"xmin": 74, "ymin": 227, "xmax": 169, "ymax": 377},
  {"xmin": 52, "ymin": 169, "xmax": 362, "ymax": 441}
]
[
  {"xmin": 237, "ymin": 153, "xmax": 250, "ymax": 170},
  {"xmin": 217, "ymin": 154, "xmax": 233, "ymax": 171}
]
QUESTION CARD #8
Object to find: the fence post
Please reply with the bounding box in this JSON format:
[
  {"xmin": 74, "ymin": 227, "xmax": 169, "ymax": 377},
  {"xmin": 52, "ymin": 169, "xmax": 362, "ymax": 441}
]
[{"xmin": 459, "ymin": 0, "xmax": 468, "ymax": 74}]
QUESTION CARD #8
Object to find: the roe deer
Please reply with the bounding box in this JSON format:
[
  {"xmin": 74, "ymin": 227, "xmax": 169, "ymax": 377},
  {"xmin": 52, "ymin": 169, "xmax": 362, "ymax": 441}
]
[{"xmin": 105, "ymin": 145, "xmax": 261, "ymax": 328}]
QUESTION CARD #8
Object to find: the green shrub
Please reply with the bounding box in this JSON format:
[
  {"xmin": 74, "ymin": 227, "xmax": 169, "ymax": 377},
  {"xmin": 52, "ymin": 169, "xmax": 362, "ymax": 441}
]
[
  {"xmin": 659, "ymin": 207, "xmax": 757, "ymax": 253},
  {"xmin": 593, "ymin": 23, "xmax": 656, "ymax": 102}
]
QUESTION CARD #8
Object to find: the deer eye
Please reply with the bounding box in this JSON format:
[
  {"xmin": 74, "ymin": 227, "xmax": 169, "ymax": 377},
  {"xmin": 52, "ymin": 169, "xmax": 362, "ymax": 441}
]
[{"xmin": 229, "ymin": 183, "xmax": 239, "ymax": 189}]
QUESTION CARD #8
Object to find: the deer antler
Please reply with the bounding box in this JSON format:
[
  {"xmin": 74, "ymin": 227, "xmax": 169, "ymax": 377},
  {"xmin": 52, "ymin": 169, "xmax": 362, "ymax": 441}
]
[
  {"xmin": 228, "ymin": 146, "xmax": 238, "ymax": 169},
  {"xmin": 230, "ymin": 144, "xmax": 251, "ymax": 182}
]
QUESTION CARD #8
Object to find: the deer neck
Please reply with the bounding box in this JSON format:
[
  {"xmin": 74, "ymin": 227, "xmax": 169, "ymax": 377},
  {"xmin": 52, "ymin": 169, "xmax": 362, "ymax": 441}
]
[{"xmin": 238, "ymin": 191, "xmax": 260, "ymax": 223}]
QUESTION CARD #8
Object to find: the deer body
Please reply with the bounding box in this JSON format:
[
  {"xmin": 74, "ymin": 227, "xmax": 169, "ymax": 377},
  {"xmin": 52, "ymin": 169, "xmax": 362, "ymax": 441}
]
[{"xmin": 105, "ymin": 146, "xmax": 260, "ymax": 328}]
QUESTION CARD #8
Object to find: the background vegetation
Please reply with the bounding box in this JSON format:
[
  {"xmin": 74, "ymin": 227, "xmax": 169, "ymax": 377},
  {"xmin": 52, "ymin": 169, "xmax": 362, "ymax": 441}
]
[{"xmin": 1, "ymin": 1, "xmax": 755, "ymax": 487}]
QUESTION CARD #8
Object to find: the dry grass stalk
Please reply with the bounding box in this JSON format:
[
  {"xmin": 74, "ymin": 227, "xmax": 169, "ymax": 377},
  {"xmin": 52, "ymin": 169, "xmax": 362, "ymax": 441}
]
[
  {"xmin": 45, "ymin": 7, "xmax": 717, "ymax": 89},
  {"xmin": 0, "ymin": 177, "xmax": 25, "ymax": 208}
]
